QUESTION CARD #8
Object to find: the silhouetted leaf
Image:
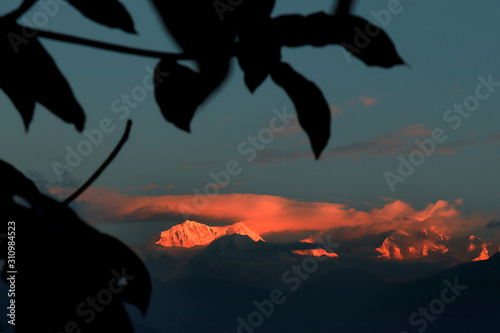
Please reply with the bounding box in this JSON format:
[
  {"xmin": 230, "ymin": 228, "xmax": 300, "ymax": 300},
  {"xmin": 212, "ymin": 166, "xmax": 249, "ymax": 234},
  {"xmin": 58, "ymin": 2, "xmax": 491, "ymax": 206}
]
[
  {"xmin": 0, "ymin": 23, "xmax": 85, "ymax": 131},
  {"xmin": 100, "ymin": 234, "xmax": 152, "ymax": 314},
  {"xmin": 337, "ymin": 15, "xmax": 405, "ymax": 68},
  {"xmin": 153, "ymin": 0, "xmax": 235, "ymax": 54},
  {"xmin": 68, "ymin": 0, "xmax": 136, "ymax": 33},
  {"xmin": 272, "ymin": 13, "xmax": 405, "ymax": 68},
  {"xmin": 0, "ymin": 160, "xmax": 151, "ymax": 332},
  {"xmin": 272, "ymin": 13, "xmax": 339, "ymax": 47},
  {"xmin": 223, "ymin": 0, "xmax": 277, "ymax": 92},
  {"xmin": 236, "ymin": 30, "xmax": 281, "ymax": 92},
  {"xmin": 334, "ymin": 0, "xmax": 355, "ymax": 15},
  {"xmin": 271, "ymin": 62, "xmax": 331, "ymax": 159},
  {"xmin": 152, "ymin": 0, "xmax": 233, "ymax": 86},
  {"xmin": 154, "ymin": 59, "xmax": 207, "ymax": 132}
]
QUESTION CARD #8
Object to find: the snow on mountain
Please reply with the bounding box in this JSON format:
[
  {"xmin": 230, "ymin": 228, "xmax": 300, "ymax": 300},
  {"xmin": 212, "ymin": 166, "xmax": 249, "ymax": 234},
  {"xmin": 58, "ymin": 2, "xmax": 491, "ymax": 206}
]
[
  {"xmin": 292, "ymin": 249, "xmax": 339, "ymax": 257},
  {"xmin": 375, "ymin": 229, "xmax": 449, "ymax": 260},
  {"xmin": 292, "ymin": 237, "xmax": 338, "ymax": 258},
  {"xmin": 375, "ymin": 229, "xmax": 498, "ymax": 262},
  {"xmin": 468, "ymin": 235, "xmax": 494, "ymax": 261},
  {"xmin": 154, "ymin": 220, "xmax": 264, "ymax": 248}
]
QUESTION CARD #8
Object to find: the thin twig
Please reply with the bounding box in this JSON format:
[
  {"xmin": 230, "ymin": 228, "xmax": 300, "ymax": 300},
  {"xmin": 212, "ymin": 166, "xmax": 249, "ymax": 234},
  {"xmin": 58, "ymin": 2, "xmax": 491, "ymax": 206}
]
[
  {"xmin": 32, "ymin": 28, "xmax": 193, "ymax": 60},
  {"xmin": 63, "ymin": 120, "xmax": 133, "ymax": 205}
]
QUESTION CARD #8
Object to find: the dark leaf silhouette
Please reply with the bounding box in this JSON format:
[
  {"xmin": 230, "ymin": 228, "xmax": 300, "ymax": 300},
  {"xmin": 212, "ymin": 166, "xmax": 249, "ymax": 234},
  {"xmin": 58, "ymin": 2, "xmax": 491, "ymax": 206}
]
[
  {"xmin": 152, "ymin": 0, "xmax": 233, "ymax": 85},
  {"xmin": 236, "ymin": 35, "xmax": 281, "ymax": 92},
  {"xmin": 236, "ymin": 22, "xmax": 281, "ymax": 92},
  {"xmin": 0, "ymin": 0, "xmax": 424, "ymax": 332},
  {"xmin": 152, "ymin": 0, "xmax": 235, "ymax": 54},
  {"xmin": 272, "ymin": 13, "xmax": 405, "ymax": 68},
  {"xmin": 154, "ymin": 59, "xmax": 208, "ymax": 132},
  {"xmin": 0, "ymin": 160, "xmax": 151, "ymax": 332},
  {"xmin": 152, "ymin": 0, "xmax": 234, "ymax": 129},
  {"xmin": 0, "ymin": 23, "xmax": 85, "ymax": 131},
  {"xmin": 231, "ymin": 0, "xmax": 278, "ymax": 92},
  {"xmin": 68, "ymin": 0, "xmax": 136, "ymax": 33},
  {"xmin": 272, "ymin": 12, "xmax": 338, "ymax": 47},
  {"xmin": 337, "ymin": 15, "xmax": 405, "ymax": 68},
  {"xmin": 334, "ymin": 0, "xmax": 355, "ymax": 15},
  {"xmin": 271, "ymin": 62, "xmax": 331, "ymax": 159}
]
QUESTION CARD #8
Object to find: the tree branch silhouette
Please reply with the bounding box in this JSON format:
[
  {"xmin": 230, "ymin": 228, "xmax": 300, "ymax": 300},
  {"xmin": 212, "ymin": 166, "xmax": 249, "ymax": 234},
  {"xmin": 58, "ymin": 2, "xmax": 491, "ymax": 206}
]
[
  {"xmin": 32, "ymin": 28, "xmax": 192, "ymax": 59},
  {"xmin": 63, "ymin": 119, "xmax": 133, "ymax": 205}
]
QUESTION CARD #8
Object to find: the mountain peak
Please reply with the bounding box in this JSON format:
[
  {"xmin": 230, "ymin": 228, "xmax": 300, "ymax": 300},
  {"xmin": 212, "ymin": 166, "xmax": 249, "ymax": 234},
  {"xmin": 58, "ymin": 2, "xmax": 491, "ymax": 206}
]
[
  {"xmin": 155, "ymin": 220, "xmax": 264, "ymax": 248},
  {"xmin": 376, "ymin": 229, "xmax": 449, "ymax": 261}
]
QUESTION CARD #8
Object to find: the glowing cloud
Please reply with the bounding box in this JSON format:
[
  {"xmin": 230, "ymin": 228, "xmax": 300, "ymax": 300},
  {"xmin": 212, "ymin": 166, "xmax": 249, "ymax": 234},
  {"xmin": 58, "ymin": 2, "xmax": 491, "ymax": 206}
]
[
  {"xmin": 64, "ymin": 188, "xmax": 487, "ymax": 239},
  {"xmin": 361, "ymin": 96, "xmax": 378, "ymax": 107}
]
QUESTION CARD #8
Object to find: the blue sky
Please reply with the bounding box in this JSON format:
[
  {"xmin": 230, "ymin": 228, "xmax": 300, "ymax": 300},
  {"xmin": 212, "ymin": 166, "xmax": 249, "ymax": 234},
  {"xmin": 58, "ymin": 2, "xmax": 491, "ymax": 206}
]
[{"xmin": 1, "ymin": 0, "xmax": 500, "ymax": 233}]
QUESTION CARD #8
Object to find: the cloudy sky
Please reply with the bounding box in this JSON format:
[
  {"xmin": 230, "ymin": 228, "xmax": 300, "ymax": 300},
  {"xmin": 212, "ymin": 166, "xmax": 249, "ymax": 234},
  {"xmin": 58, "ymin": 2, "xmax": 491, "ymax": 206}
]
[{"xmin": 1, "ymin": 0, "xmax": 499, "ymax": 244}]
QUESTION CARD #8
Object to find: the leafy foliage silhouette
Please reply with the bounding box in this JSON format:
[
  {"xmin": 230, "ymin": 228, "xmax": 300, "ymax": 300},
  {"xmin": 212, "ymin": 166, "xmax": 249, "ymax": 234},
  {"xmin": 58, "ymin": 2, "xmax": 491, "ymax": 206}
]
[
  {"xmin": 0, "ymin": 0, "xmax": 405, "ymax": 331},
  {"xmin": 0, "ymin": 22, "xmax": 85, "ymax": 131},
  {"xmin": 1, "ymin": 160, "xmax": 151, "ymax": 332}
]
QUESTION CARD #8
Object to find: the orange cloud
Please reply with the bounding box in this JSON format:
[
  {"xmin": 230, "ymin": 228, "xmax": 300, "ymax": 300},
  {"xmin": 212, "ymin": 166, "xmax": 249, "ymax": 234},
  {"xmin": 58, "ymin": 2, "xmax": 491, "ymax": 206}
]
[
  {"xmin": 143, "ymin": 184, "xmax": 159, "ymax": 191},
  {"xmin": 396, "ymin": 123, "xmax": 432, "ymax": 137},
  {"xmin": 361, "ymin": 96, "xmax": 378, "ymax": 107},
  {"xmin": 69, "ymin": 189, "xmax": 486, "ymax": 238},
  {"xmin": 273, "ymin": 119, "xmax": 301, "ymax": 138},
  {"xmin": 330, "ymin": 105, "xmax": 343, "ymax": 117},
  {"xmin": 165, "ymin": 184, "xmax": 176, "ymax": 190},
  {"xmin": 344, "ymin": 96, "xmax": 378, "ymax": 107}
]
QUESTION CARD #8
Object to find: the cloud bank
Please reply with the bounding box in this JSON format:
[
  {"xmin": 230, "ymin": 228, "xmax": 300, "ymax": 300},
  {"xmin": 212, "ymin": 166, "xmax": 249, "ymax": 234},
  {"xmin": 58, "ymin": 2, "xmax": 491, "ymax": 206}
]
[{"xmin": 48, "ymin": 187, "xmax": 492, "ymax": 242}]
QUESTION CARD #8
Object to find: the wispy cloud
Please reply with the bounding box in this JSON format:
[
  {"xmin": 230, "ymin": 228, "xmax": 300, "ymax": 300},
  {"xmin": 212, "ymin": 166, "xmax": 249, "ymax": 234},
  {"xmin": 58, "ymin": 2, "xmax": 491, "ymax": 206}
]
[
  {"xmin": 330, "ymin": 105, "xmax": 343, "ymax": 116},
  {"xmin": 143, "ymin": 184, "xmax": 159, "ymax": 191},
  {"xmin": 361, "ymin": 96, "xmax": 378, "ymax": 107},
  {"xmin": 252, "ymin": 123, "xmax": 479, "ymax": 164},
  {"xmin": 395, "ymin": 123, "xmax": 432, "ymax": 137},
  {"xmin": 345, "ymin": 96, "xmax": 379, "ymax": 107},
  {"xmin": 486, "ymin": 133, "xmax": 500, "ymax": 143},
  {"xmin": 67, "ymin": 188, "xmax": 487, "ymax": 239}
]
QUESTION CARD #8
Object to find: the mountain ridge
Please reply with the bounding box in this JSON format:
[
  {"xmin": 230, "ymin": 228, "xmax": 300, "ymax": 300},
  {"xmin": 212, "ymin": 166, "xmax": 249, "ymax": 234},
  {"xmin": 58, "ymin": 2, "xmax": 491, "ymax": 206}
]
[{"xmin": 154, "ymin": 220, "xmax": 264, "ymax": 248}]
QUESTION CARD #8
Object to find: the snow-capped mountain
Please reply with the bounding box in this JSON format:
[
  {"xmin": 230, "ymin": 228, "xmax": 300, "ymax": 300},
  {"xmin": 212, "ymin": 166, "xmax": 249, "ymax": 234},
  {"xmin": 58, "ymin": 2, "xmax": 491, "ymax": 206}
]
[
  {"xmin": 468, "ymin": 235, "xmax": 499, "ymax": 261},
  {"xmin": 154, "ymin": 220, "xmax": 264, "ymax": 247},
  {"xmin": 375, "ymin": 229, "xmax": 499, "ymax": 262},
  {"xmin": 291, "ymin": 237, "xmax": 338, "ymax": 258}
]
